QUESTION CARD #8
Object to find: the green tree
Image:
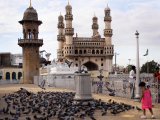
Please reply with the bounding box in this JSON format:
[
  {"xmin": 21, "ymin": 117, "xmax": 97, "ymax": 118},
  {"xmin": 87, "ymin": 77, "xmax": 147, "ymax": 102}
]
[
  {"xmin": 140, "ymin": 60, "xmax": 160, "ymax": 73},
  {"xmin": 126, "ymin": 64, "xmax": 136, "ymax": 73}
]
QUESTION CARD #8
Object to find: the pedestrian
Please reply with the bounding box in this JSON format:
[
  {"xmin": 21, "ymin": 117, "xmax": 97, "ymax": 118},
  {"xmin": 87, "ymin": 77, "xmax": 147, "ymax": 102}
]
[
  {"xmin": 97, "ymin": 80, "xmax": 102, "ymax": 94},
  {"xmin": 153, "ymin": 67, "xmax": 160, "ymax": 83},
  {"xmin": 145, "ymin": 80, "xmax": 150, "ymax": 89},
  {"xmin": 139, "ymin": 82, "xmax": 155, "ymax": 119},
  {"xmin": 129, "ymin": 66, "xmax": 136, "ymax": 99}
]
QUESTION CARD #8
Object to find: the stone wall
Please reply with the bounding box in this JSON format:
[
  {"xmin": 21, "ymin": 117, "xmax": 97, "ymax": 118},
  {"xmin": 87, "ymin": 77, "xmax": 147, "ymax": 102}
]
[{"xmin": 34, "ymin": 74, "xmax": 76, "ymax": 90}]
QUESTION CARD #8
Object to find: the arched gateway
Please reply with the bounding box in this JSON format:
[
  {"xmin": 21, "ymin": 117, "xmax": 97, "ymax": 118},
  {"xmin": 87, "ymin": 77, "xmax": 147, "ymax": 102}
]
[{"xmin": 83, "ymin": 61, "xmax": 98, "ymax": 71}]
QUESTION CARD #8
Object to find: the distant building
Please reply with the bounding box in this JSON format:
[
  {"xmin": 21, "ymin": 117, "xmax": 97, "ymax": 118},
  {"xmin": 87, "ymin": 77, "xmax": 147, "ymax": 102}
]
[
  {"xmin": 57, "ymin": 3, "xmax": 114, "ymax": 72},
  {"xmin": 0, "ymin": 52, "xmax": 23, "ymax": 80},
  {"xmin": 0, "ymin": 52, "xmax": 22, "ymax": 68},
  {"xmin": 11, "ymin": 54, "xmax": 22, "ymax": 66}
]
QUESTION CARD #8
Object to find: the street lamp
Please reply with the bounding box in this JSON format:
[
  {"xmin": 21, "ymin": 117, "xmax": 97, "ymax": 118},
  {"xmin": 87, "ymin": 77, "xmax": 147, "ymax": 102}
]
[
  {"xmin": 134, "ymin": 30, "xmax": 140, "ymax": 102},
  {"xmin": 115, "ymin": 52, "xmax": 120, "ymax": 74},
  {"xmin": 128, "ymin": 59, "xmax": 131, "ymax": 73},
  {"xmin": 45, "ymin": 53, "xmax": 51, "ymax": 87}
]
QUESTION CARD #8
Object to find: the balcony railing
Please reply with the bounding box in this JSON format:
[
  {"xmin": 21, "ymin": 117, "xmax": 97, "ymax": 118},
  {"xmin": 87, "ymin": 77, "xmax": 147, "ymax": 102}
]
[{"xmin": 18, "ymin": 39, "xmax": 43, "ymax": 45}]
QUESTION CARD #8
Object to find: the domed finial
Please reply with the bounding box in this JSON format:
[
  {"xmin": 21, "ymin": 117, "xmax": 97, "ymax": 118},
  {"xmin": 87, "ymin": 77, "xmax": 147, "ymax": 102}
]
[
  {"xmin": 94, "ymin": 12, "xmax": 96, "ymax": 17},
  {"xmin": 68, "ymin": 0, "xmax": 69, "ymax": 4},
  {"xmin": 60, "ymin": 11, "xmax": 61, "ymax": 15},
  {"xmin": 30, "ymin": 0, "xmax": 32, "ymax": 7},
  {"xmin": 107, "ymin": 3, "xmax": 108, "ymax": 7}
]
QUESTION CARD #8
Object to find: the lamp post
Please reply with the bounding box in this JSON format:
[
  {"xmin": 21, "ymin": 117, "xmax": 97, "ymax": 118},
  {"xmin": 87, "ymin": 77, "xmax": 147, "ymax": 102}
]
[
  {"xmin": 45, "ymin": 53, "xmax": 51, "ymax": 87},
  {"xmin": 115, "ymin": 52, "xmax": 119, "ymax": 74},
  {"xmin": 128, "ymin": 59, "xmax": 131, "ymax": 73},
  {"xmin": 134, "ymin": 31, "xmax": 140, "ymax": 102}
]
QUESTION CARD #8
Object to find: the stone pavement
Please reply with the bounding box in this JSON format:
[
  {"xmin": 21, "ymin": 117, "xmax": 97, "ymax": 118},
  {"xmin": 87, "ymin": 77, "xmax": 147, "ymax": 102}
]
[{"xmin": 0, "ymin": 84, "xmax": 160, "ymax": 120}]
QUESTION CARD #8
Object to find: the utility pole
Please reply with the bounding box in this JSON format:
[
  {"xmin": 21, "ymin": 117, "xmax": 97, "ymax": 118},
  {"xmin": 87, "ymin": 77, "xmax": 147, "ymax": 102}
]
[
  {"xmin": 128, "ymin": 59, "xmax": 131, "ymax": 73},
  {"xmin": 115, "ymin": 52, "xmax": 119, "ymax": 74}
]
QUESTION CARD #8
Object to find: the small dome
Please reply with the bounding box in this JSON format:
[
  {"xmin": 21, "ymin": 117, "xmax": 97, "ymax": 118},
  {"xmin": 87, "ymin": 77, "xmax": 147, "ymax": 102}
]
[
  {"xmin": 105, "ymin": 4, "xmax": 111, "ymax": 10},
  {"xmin": 23, "ymin": 7, "xmax": 38, "ymax": 21},
  {"xmin": 65, "ymin": 4, "xmax": 72, "ymax": 9},
  {"xmin": 58, "ymin": 14, "xmax": 63, "ymax": 19}
]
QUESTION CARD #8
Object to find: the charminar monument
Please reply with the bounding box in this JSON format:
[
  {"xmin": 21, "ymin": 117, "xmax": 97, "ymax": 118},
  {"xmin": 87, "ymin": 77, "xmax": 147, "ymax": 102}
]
[{"xmin": 57, "ymin": 2, "xmax": 114, "ymax": 72}]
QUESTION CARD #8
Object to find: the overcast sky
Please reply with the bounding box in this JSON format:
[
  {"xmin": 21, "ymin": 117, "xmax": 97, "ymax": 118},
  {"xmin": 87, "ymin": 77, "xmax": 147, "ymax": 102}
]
[{"xmin": 0, "ymin": 0, "xmax": 160, "ymax": 68}]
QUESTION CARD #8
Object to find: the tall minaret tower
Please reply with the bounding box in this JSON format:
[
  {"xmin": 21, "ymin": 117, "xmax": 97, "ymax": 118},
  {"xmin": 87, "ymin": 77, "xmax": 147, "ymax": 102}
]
[
  {"xmin": 104, "ymin": 4, "xmax": 113, "ymax": 44},
  {"xmin": 92, "ymin": 14, "xmax": 99, "ymax": 37},
  {"xmin": 104, "ymin": 4, "xmax": 114, "ymax": 72},
  {"xmin": 64, "ymin": 2, "xmax": 74, "ymax": 65},
  {"xmin": 57, "ymin": 12, "xmax": 65, "ymax": 60},
  {"xmin": 18, "ymin": 3, "xmax": 43, "ymax": 84},
  {"xmin": 65, "ymin": 2, "xmax": 74, "ymax": 44}
]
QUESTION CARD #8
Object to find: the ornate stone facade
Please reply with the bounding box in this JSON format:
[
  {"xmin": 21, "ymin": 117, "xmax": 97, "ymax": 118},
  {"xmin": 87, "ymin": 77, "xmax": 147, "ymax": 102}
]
[
  {"xmin": 18, "ymin": 5, "xmax": 43, "ymax": 84},
  {"xmin": 57, "ymin": 3, "xmax": 114, "ymax": 72}
]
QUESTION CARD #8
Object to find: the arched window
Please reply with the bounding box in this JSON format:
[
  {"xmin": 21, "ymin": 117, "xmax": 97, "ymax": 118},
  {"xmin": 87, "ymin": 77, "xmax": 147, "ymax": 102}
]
[
  {"xmin": 28, "ymin": 29, "xmax": 31, "ymax": 39},
  {"xmin": 75, "ymin": 50, "xmax": 78, "ymax": 54},
  {"xmin": 18, "ymin": 72, "xmax": 22, "ymax": 79},
  {"xmin": 6, "ymin": 72, "xmax": 10, "ymax": 80},
  {"xmin": 101, "ymin": 50, "xmax": 103, "ymax": 54},
  {"xmin": 75, "ymin": 64, "xmax": 78, "ymax": 67},
  {"xmin": 12, "ymin": 72, "xmax": 16, "ymax": 80},
  {"xmin": 33, "ymin": 29, "xmax": 36, "ymax": 39},
  {"xmin": 92, "ymin": 50, "xmax": 95, "ymax": 54},
  {"xmin": 96, "ymin": 50, "xmax": 99, "ymax": 54},
  {"xmin": 79, "ymin": 50, "xmax": 82, "ymax": 54},
  {"xmin": 84, "ymin": 50, "xmax": 86, "ymax": 54}
]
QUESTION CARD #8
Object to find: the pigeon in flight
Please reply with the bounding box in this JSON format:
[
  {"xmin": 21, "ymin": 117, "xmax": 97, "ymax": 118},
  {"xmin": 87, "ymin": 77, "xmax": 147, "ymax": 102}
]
[
  {"xmin": 38, "ymin": 80, "xmax": 46, "ymax": 90},
  {"xmin": 15, "ymin": 88, "xmax": 31, "ymax": 96},
  {"xmin": 65, "ymin": 59, "xmax": 73, "ymax": 68}
]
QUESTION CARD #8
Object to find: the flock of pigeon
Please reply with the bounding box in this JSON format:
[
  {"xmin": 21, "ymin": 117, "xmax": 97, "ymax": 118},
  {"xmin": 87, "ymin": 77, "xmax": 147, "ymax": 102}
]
[{"xmin": 0, "ymin": 87, "xmax": 143, "ymax": 120}]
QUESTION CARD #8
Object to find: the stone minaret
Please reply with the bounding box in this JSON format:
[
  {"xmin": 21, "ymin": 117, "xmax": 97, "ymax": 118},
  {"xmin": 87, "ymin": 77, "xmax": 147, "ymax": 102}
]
[
  {"xmin": 57, "ymin": 12, "xmax": 65, "ymax": 60},
  {"xmin": 64, "ymin": 2, "xmax": 74, "ymax": 65},
  {"xmin": 18, "ymin": 4, "xmax": 43, "ymax": 84},
  {"xmin": 104, "ymin": 4, "xmax": 113, "ymax": 72},
  {"xmin": 65, "ymin": 2, "xmax": 74, "ymax": 44},
  {"xmin": 104, "ymin": 4, "xmax": 113, "ymax": 44},
  {"xmin": 92, "ymin": 14, "xmax": 99, "ymax": 37}
]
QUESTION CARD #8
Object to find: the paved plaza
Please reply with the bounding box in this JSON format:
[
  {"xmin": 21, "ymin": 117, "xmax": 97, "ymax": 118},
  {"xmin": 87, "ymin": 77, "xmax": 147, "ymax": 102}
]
[{"xmin": 0, "ymin": 84, "xmax": 160, "ymax": 120}]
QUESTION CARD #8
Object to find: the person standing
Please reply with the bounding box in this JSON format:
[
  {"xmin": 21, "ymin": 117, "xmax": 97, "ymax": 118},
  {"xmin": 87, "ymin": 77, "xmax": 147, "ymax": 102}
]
[
  {"xmin": 153, "ymin": 67, "xmax": 160, "ymax": 83},
  {"xmin": 97, "ymin": 80, "xmax": 102, "ymax": 94},
  {"xmin": 145, "ymin": 80, "xmax": 150, "ymax": 89},
  {"xmin": 129, "ymin": 66, "xmax": 136, "ymax": 99},
  {"xmin": 139, "ymin": 82, "xmax": 155, "ymax": 119}
]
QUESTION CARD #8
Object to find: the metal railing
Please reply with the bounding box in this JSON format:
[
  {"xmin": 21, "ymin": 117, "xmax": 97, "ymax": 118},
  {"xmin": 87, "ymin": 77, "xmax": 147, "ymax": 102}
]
[
  {"xmin": 91, "ymin": 76, "xmax": 160, "ymax": 103},
  {"xmin": 0, "ymin": 80, "xmax": 22, "ymax": 84}
]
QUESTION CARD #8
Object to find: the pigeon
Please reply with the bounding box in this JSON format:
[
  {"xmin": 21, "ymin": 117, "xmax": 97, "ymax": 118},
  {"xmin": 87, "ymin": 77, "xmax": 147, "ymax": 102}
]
[
  {"xmin": 0, "ymin": 109, "xmax": 3, "ymax": 114},
  {"xmin": 65, "ymin": 59, "xmax": 73, "ymax": 68},
  {"xmin": 10, "ymin": 111, "xmax": 16, "ymax": 116},
  {"xmin": 109, "ymin": 91, "xmax": 115, "ymax": 96},
  {"xmin": 136, "ymin": 106, "xmax": 142, "ymax": 111},
  {"xmin": 90, "ymin": 115, "xmax": 96, "ymax": 120},
  {"xmin": 26, "ymin": 117, "xmax": 31, "ymax": 120},
  {"xmin": 102, "ymin": 111, "xmax": 107, "ymax": 116},
  {"xmin": 15, "ymin": 88, "xmax": 31, "ymax": 96},
  {"xmin": 108, "ymin": 99, "xmax": 112, "ymax": 102},
  {"xmin": 38, "ymin": 80, "xmax": 46, "ymax": 90},
  {"xmin": 106, "ymin": 86, "xmax": 115, "ymax": 93},
  {"xmin": 23, "ymin": 109, "xmax": 31, "ymax": 114}
]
